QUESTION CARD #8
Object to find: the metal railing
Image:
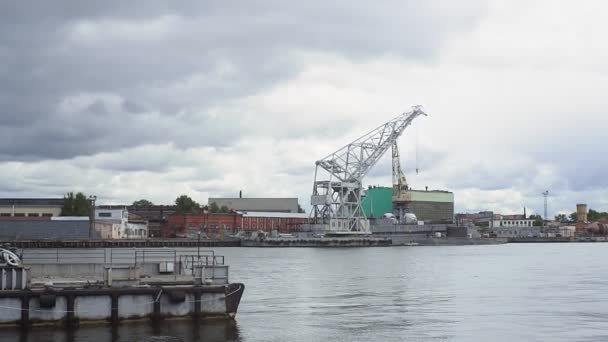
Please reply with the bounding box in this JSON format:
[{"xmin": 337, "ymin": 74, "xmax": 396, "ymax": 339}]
[
  {"xmin": 21, "ymin": 248, "xmax": 224, "ymax": 266},
  {"xmin": 179, "ymin": 251, "xmax": 224, "ymax": 276}
]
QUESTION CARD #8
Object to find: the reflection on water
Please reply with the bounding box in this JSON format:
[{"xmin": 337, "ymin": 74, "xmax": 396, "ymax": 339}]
[{"xmin": 2, "ymin": 319, "xmax": 241, "ymax": 342}]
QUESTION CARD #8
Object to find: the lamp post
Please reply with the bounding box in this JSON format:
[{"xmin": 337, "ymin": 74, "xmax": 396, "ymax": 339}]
[
  {"xmin": 88, "ymin": 195, "xmax": 97, "ymax": 239},
  {"xmin": 197, "ymin": 230, "xmax": 201, "ymax": 262}
]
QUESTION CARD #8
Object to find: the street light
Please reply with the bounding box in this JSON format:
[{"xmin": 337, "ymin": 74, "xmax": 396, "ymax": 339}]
[
  {"xmin": 197, "ymin": 230, "xmax": 201, "ymax": 263},
  {"xmin": 88, "ymin": 195, "xmax": 97, "ymax": 239}
]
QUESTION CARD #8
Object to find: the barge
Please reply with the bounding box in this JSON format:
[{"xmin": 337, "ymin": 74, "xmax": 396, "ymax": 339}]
[{"xmin": 0, "ymin": 247, "xmax": 244, "ymax": 327}]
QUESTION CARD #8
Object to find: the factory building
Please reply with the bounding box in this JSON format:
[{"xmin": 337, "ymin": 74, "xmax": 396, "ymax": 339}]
[
  {"xmin": 0, "ymin": 198, "xmax": 64, "ymax": 217},
  {"xmin": 490, "ymin": 226, "xmax": 541, "ymax": 238},
  {"xmin": 208, "ymin": 197, "xmax": 300, "ymax": 213},
  {"xmin": 361, "ymin": 187, "xmax": 454, "ymax": 223}
]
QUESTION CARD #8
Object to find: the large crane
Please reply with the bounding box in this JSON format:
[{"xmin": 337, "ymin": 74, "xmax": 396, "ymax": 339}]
[{"xmin": 309, "ymin": 106, "xmax": 427, "ymax": 235}]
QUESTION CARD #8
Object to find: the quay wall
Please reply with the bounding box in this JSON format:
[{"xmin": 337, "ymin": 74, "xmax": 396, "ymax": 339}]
[
  {"xmin": 3, "ymin": 239, "xmax": 241, "ymax": 249},
  {"xmin": 0, "ymin": 283, "xmax": 244, "ymax": 326},
  {"xmin": 242, "ymin": 237, "xmax": 392, "ymax": 247}
]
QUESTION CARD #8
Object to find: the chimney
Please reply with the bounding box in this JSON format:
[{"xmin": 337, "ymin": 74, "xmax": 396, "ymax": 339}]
[
  {"xmin": 524, "ymin": 207, "xmax": 526, "ymax": 219},
  {"xmin": 239, "ymin": 190, "xmax": 242, "ymax": 199}
]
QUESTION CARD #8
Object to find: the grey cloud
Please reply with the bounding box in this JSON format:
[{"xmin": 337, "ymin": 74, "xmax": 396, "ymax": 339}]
[{"xmin": 0, "ymin": 1, "xmax": 483, "ymax": 161}]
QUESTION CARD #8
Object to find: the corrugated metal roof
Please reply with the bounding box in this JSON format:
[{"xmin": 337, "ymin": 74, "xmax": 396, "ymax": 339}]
[
  {"xmin": 0, "ymin": 198, "xmax": 64, "ymax": 206},
  {"xmin": 238, "ymin": 211, "xmax": 308, "ymax": 219},
  {"xmin": 51, "ymin": 216, "xmax": 89, "ymax": 221}
]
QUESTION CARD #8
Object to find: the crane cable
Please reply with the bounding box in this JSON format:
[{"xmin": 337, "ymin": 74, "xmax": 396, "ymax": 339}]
[{"xmin": 415, "ymin": 124, "xmax": 419, "ymax": 175}]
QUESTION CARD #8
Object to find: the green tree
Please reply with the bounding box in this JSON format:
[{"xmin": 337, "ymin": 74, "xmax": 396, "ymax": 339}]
[
  {"xmin": 208, "ymin": 202, "xmax": 220, "ymax": 213},
  {"xmin": 132, "ymin": 199, "xmax": 154, "ymax": 207},
  {"xmin": 588, "ymin": 209, "xmax": 608, "ymax": 222},
  {"xmin": 175, "ymin": 195, "xmax": 200, "ymax": 214},
  {"xmin": 219, "ymin": 205, "xmax": 230, "ymax": 213},
  {"xmin": 529, "ymin": 214, "xmax": 543, "ymax": 226},
  {"xmin": 555, "ymin": 214, "xmax": 567, "ymax": 222},
  {"xmin": 61, "ymin": 192, "xmax": 91, "ymax": 216},
  {"xmin": 569, "ymin": 212, "xmax": 578, "ymax": 222}
]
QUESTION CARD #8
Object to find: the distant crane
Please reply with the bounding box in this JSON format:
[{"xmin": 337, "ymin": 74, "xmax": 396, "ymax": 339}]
[
  {"xmin": 309, "ymin": 106, "xmax": 427, "ymax": 235},
  {"xmin": 542, "ymin": 190, "xmax": 549, "ymax": 222}
]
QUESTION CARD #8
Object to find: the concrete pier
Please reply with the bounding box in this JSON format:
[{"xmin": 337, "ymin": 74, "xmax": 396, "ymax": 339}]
[
  {"xmin": 0, "ymin": 248, "xmax": 245, "ymax": 327},
  {"xmin": 0, "ymin": 283, "xmax": 244, "ymax": 327}
]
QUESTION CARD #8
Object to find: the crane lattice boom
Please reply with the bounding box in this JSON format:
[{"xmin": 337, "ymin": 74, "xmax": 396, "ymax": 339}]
[{"xmin": 310, "ymin": 106, "xmax": 427, "ymax": 234}]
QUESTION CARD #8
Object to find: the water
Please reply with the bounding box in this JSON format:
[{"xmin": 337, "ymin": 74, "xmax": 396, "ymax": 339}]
[{"xmin": 2, "ymin": 243, "xmax": 608, "ymax": 341}]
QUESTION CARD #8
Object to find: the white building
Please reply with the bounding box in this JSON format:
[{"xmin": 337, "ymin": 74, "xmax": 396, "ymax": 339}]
[
  {"xmin": 94, "ymin": 208, "xmax": 148, "ymax": 239},
  {"xmin": 491, "ymin": 226, "xmax": 542, "ymax": 238},
  {"xmin": 490, "ymin": 219, "xmax": 535, "ymax": 229}
]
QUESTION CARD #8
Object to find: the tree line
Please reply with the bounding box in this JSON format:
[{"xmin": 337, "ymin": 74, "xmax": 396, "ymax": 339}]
[
  {"xmin": 59, "ymin": 192, "xmax": 232, "ymax": 216},
  {"xmin": 555, "ymin": 209, "xmax": 608, "ymax": 223}
]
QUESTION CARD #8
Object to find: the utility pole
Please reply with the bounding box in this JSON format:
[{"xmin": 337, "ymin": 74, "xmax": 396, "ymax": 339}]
[
  {"xmin": 542, "ymin": 191, "xmax": 549, "ymax": 223},
  {"xmin": 88, "ymin": 195, "xmax": 97, "ymax": 239}
]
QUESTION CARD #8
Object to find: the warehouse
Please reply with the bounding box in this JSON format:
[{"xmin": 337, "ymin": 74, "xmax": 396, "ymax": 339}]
[
  {"xmin": 361, "ymin": 186, "xmax": 454, "ymax": 223},
  {"xmin": 0, "ymin": 198, "xmax": 64, "ymax": 217}
]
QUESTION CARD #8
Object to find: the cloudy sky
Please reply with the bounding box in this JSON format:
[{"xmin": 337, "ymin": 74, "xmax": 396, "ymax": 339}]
[{"xmin": 1, "ymin": 1, "xmax": 607, "ymax": 218}]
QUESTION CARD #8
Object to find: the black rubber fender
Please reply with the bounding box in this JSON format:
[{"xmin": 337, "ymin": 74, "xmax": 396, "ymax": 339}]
[
  {"xmin": 39, "ymin": 294, "xmax": 57, "ymax": 308},
  {"xmin": 168, "ymin": 290, "xmax": 186, "ymax": 303}
]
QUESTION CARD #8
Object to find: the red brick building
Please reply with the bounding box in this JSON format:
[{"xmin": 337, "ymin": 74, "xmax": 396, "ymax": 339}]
[
  {"xmin": 160, "ymin": 211, "xmax": 309, "ymax": 237},
  {"xmin": 240, "ymin": 212, "xmax": 308, "ymax": 233},
  {"xmin": 161, "ymin": 213, "xmax": 242, "ymax": 238}
]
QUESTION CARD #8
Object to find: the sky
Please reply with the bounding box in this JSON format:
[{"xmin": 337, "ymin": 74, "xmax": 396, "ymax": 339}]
[{"xmin": 1, "ymin": 1, "xmax": 607, "ymax": 218}]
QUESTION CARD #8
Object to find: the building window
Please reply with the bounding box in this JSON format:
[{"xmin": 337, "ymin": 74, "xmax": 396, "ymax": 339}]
[
  {"xmin": 0, "ymin": 213, "xmax": 10, "ymax": 217},
  {"xmin": 27, "ymin": 213, "xmax": 40, "ymax": 217},
  {"xmin": 14, "ymin": 213, "xmax": 25, "ymax": 217},
  {"xmin": 99, "ymin": 212, "xmax": 112, "ymax": 217},
  {"xmin": 42, "ymin": 213, "xmax": 53, "ymax": 217}
]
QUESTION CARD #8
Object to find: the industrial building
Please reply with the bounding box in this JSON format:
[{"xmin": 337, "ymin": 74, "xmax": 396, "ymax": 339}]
[
  {"xmin": 361, "ymin": 187, "xmax": 454, "ymax": 223},
  {"xmin": 208, "ymin": 197, "xmax": 300, "ymax": 213},
  {"xmin": 94, "ymin": 207, "xmax": 148, "ymax": 239},
  {"xmin": 0, "ymin": 198, "xmax": 64, "ymax": 217},
  {"xmin": 240, "ymin": 211, "xmax": 308, "ymax": 233},
  {"xmin": 161, "ymin": 212, "xmax": 242, "ymax": 238},
  {"xmin": 161, "ymin": 211, "xmax": 308, "ymax": 238},
  {"xmin": 97, "ymin": 205, "xmax": 176, "ymax": 238},
  {"xmin": 0, "ymin": 216, "xmax": 97, "ymax": 240},
  {"xmin": 455, "ymin": 211, "xmax": 495, "ymax": 227},
  {"xmin": 489, "ymin": 215, "xmax": 535, "ymax": 229}
]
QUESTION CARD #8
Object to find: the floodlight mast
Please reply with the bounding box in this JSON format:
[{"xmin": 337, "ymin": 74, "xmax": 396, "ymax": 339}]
[{"xmin": 310, "ymin": 105, "xmax": 427, "ymax": 235}]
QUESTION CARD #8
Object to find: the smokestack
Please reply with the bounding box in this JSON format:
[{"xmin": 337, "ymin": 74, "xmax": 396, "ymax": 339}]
[
  {"xmin": 524, "ymin": 207, "xmax": 526, "ymax": 219},
  {"xmin": 239, "ymin": 190, "xmax": 242, "ymax": 199},
  {"xmin": 425, "ymin": 186, "xmax": 428, "ymax": 191}
]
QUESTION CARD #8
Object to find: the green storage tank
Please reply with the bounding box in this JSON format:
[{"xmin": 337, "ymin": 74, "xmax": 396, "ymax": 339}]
[{"xmin": 362, "ymin": 187, "xmax": 393, "ymax": 218}]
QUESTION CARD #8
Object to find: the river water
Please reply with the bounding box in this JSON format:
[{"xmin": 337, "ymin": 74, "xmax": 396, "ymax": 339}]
[{"xmin": 2, "ymin": 243, "xmax": 607, "ymax": 342}]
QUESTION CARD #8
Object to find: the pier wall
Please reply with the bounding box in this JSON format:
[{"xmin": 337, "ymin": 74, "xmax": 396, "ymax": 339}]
[{"xmin": 0, "ymin": 284, "xmax": 244, "ymax": 326}]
